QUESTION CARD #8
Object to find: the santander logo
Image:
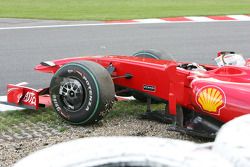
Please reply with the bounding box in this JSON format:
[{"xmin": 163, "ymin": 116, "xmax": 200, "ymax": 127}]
[{"xmin": 22, "ymin": 92, "xmax": 37, "ymax": 105}]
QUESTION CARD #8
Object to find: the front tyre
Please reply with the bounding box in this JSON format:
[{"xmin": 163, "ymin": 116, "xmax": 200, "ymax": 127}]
[{"xmin": 50, "ymin": 61, "xmax": 115, "ymax": 125}]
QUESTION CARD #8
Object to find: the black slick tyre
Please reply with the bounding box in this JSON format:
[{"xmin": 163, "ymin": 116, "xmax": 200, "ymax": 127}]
[
  {"xmin": 133, "ymin": 49, "xmax": 163, "ymax": 60},
  {"xmin": 49, "ymin": 61, "xmax": 115, "ymax": 125}
]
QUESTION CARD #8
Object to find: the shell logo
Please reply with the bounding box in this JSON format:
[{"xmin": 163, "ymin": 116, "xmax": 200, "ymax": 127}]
[{"xmin": 196, "ymin": 86, "xmax": 226, "ymax": 115}]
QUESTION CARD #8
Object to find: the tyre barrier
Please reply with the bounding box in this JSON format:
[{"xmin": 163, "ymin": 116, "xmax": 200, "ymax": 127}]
[
  {"xmin": 14, "ymin": 114, "xmax": 250, "ymax": 167},
  {"xmin": 213, "ymin": 114, "xmax": 250, "ymax": 167}
]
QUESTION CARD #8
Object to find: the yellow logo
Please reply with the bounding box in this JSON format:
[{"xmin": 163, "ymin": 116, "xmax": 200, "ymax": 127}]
[{"xmin": 196, "ymin": 86, "xmax": 226, "ymax": 115}]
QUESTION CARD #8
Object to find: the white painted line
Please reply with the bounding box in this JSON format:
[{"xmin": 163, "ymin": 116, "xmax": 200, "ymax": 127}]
[
  {"xmin": 0, "ymin": 23, "xmax": 113, "ymax": 30},
  {"xmin": 133, "ymin": 18, "xmax": 168, "ymax": 23},
  {"xmin": 0, "ymin": 21, "xmax": 174, "ymax": 30},
  {"xmin": 185, "ymin": 16, "xmax": 215, "ymax": 22},
  {"xmin": 0, "ymin": 22, "xmax": 167, "ymax": 30},
  {"xmin": 0, "ymin": 15, "xmax": 249, "ymax": 30},
  {"xmin": 115, "ymin": 96, "xmax": 136, "ymax": 101},
  {"xmin": 227, "ymin": 15, "xmax": 250, "ymax": 21},
  {"xmin": 0, "ymin": 96, "xmax": 25, "ymax": 112},
  {"xmin": 0, "ymin": 22, "xmax": 165, "ymax": 30},
  {"xmin": 0, "ymin": 21, "xmax": 226, "ymax": 30}
]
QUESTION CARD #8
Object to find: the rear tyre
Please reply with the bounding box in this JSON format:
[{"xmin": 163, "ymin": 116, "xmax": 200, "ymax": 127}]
[
  {"xmin": 115, "ymin": 85, "xmax": 132, "ymax": 97},
  {"xmin": 50, "ymin": 61, "xmax": 115, "ymax": 125},
  {"xmin": 133, "ymin": 49, "xmax": 163, "ymax": 103},
  {"xmin": 133, "ymin": 49, "xmax": 163, "ymax": 60}
]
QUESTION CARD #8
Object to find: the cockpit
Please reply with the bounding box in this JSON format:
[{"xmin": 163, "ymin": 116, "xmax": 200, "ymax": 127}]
[{"xmin": 178, "ymin": 51, "xmax": 247, "ymax": 72}]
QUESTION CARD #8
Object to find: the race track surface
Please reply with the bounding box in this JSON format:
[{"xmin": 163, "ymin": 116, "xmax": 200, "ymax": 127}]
[{"xmin": 0, "ymin": 21, "xmax": 250, "ymax": 95}]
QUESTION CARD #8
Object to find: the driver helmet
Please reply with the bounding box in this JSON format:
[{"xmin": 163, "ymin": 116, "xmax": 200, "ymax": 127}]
[{"xmin": 215, "ymin": 51, "xmax": 246, "ymax": 67}]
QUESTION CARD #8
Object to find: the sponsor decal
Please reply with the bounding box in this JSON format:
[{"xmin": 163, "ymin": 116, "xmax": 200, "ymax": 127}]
[
  {"xmin": 76, "ymin": 70, "xmax": 83, "ymax": 77},
  {"xmin": 196, "ymin": 86, "xmax": 226, "ymax": 115},
  {"xmin": 67, "ymin": 69, "xmax": 74, "ymax": 73},
  {"xmin": 52, "ymin": 94, "xmax": 62, "ymax": 112},
  {"xmin": 83, "ymin": 76, "xmax": 93, "ymax": 111},
  {"xmin": 143, "ymin": 85, "xmax": 156, "ymax": 92},
  {"xmin": 22, "ymin": 92, "xmax": 36, "ymax": 106}
]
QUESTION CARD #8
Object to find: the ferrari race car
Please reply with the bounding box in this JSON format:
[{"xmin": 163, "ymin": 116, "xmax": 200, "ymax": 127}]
[{"xmin": 4, "ymin": 50, "xmax": 250, "ymax": 138}]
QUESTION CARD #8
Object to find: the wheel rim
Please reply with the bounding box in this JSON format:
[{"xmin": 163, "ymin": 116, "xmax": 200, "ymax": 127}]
[{"xmin": 59, "ymin": 77, "xmax": 85, "ymax": 112}]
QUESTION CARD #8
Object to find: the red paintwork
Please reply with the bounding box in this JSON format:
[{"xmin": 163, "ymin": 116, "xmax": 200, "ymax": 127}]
[
  {"xmin": 189, "ymin": 66, "xmax": 250, "ymax": 122},
  {"xmin": 207, "ymin": 16, "xmax": 236, "ymax": 21},
  {"xmin": 39, "ymin": 95, "xmax": 52, "ymax": 107},
  {"xmin": 7, "ymin": 84, "xmax": 39, "ymax": 110},
  {"xmin": 8, "ymin": 55, "xmax": 250, "ymax": 123}
]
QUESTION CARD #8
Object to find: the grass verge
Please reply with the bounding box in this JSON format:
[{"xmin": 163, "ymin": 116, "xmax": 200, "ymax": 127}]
[
  {"xmin": 0, "ymin": 107, "xmax": 60, "ymax": 132},
  {"xmin": 0, "ymin": 0, "xmax": 249, "ymax": 20},
  {"xmin": 0, "ymin": 101, "xmax": 165, "ymax": 132}
]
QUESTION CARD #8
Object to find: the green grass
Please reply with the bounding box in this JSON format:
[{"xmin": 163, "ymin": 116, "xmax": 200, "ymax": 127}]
[
  {"xmin": 0, "ymin": 107, "xmax": 61, "ymax": 132},
  {"xmin": 106, "ymin": 101, "xmax": 165, "ymax": 119},
  {"xmin": 0, "ymin": 0, "xmax": 249, "ymax": 20},
  {"xmin": 0, "ymin": 101, "xmax": 165, "ymax": 132}
]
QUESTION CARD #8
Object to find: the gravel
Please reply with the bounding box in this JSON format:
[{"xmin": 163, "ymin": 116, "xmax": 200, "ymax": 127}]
[{"xmin": 0, "ymin": 116, "xmax": 208, "ymax": 167}]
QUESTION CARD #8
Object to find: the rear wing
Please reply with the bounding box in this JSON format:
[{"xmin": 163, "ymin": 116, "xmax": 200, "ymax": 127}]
[{"xmin": 6, "ymin": 83, "xmax": 50, "ymax": 110}]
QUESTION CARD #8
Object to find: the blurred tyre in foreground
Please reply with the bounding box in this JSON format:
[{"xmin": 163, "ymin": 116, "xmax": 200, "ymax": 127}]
[
  {"xmin": 14, "ymin": 114, "xmax": 250, "ymax": 167},
  {"xmin": 14, "ymin": 137, "xmax": 230, "ymax": 167},
  {"xmin": 213, "ymin": 114, "xmax": 250, "ymax": 167}
]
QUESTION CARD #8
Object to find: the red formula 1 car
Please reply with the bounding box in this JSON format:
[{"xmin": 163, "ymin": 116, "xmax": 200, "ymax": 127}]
[{"xmin": 4, "ymin": 50, "xmax": 250, "ymax": 138}]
